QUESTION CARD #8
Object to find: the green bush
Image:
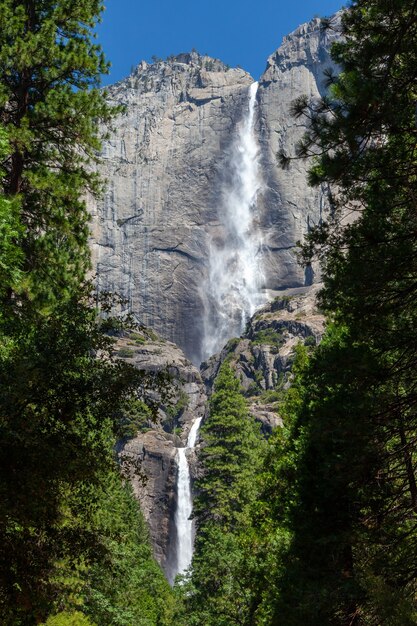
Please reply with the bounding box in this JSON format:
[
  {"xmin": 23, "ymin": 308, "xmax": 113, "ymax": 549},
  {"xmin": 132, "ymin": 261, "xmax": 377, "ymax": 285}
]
[
  {"xmin": 304, "ymin": 335, "xmax": 316, "ymax": 347},
  {"xmin": 42, "ymin": 612, "xmax": 96, "ymax": 626},
  {"xmin": 226, "ymin": 337, "xmax": 240, "ymax": 352},
  {"xmin": 129, "ymin": 332, "xmax": 146, "ymax": 343},
  {"xmin": 252, "ymin": 328, "xmax": 284, "ymax": 349},
  {"xmin": 260, "ymin": 389, "xmax": 281, "ymax": 403},
  {"xmin": 117, "ymin": 347, "xmax": 135, "ymax": 358},
  {"xmin": 114, "ymin": 398, "xmax": 152, "ymax": 439},
  {"xmin": 164, "ymin": 389, "xmax": 189, "ymax": 432}
]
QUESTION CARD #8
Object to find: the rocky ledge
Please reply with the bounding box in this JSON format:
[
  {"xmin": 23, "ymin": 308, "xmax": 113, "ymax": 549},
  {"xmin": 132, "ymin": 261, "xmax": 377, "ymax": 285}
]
[{"xmin": 201, "ymin": 286, "xmax": 326, "ymax": 433}]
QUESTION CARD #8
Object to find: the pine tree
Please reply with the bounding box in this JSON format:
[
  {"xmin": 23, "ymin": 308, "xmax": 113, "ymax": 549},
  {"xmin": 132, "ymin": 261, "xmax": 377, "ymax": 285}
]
[
  {"xmin": 0, "ymin": 126, "xmax": 22, "ymax": 303},
  {"xmin": 194, "ymin": 363, "xmax": 265, "ymax": 530},
  {"xmin": 0, "ymin": 0, "xmax": 114, "ymax": 307},
  {"xmin": 272, "ymin": 1, "xmax": 417, "ymax": 623},
  {"xmin": 182, "ymin": 363, "xmax": 266, "ymax": 625}
]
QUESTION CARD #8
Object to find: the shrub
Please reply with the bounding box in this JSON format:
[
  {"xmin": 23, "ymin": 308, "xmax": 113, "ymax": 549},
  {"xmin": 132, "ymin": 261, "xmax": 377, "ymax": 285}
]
[
  {"xmin": 117, "ymin": 347, "xmax": 135, "ymax": 358},
  {"xmin": 42, "ymin": 612, "xmax": 96, "ymax": 626}
]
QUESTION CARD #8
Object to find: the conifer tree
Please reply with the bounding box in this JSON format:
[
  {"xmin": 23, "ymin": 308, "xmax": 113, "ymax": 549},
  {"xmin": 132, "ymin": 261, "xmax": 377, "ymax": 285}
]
[
  {"xmin": 194, "ymin": 363, "xmax": 263, "ymax": 528},
  {"xmin": 272, "ymin": 1, "xmax": 417, "ymax": 623},
  {"xmin": 0, "ymin": 0, "xmax": 113, "ymax": 307},
  {"xmin": 182, "ymin": 363, "xmax": 266, "ymax": 625},
  {"xmin": 0, "ymin": 3, "xmax": 173, "ymax": 623}
]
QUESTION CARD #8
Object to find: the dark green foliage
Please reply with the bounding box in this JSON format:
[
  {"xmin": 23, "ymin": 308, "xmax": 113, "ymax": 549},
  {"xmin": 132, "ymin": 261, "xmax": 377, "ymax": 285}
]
[
  {"xmin": 194, "ymin": 364, "xmax": 265, "ymax": 528},
  {"xmin": 225, "ymin": 336, "xmax": 240, "ymax": 352},
  {"xmin": 83, "ymin": 473, "xmax": 175, "ymax": 625},
  {"xmin": 252, "ymin": 328, "xmax": 284, "ymax": 350},
  {"xmin": 0, "ymin": 128, "xmax": 23, "ymax": 300},
  {"xmin": 303, "ymin": 334, "xmax": 316, "ymax": 347},
  {"xmin": 180, "ymin": 363, "xmax": 267, "ymax": 624},
  {"xmin": 259, "ymin": 389, "xmax": 281, "ymax": 404},
  {"xmin": 113, "ymin": 397, "xmax": 153, "ymax": 439},
  {"xmin": 0, "ymin": 0, "xmax": 115, "ymax": 308},
  {"xmin": 267, "ymin": 329, "xmax": 381, "ymax": 623},
  {"xmin": 0, "ymin": 290, "xmax": 155, "ymax": 622},
  {"xmin": 117, "ymin": 347, "xmax": 135, "ymax": 358},
  {"xmin": 34, "ymin": 472, "xmax": 175, "ymax": 626},
  {"xmin": 267, "ymin": 1, "xmax": 417, "ymax": 623},
  {"xmin": 0, "ymin": 1, "xmax": 175, "ymax": 622}
]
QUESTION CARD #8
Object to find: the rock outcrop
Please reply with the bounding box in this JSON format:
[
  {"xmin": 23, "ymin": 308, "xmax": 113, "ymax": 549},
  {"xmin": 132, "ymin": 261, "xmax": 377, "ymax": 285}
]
[
  {"xmin": 89, "ymin": 16, "xmax": 341, "ymax": 363},
  {"xmin": 201, "ymin": 285, "xmax": 325, "ymax": 433}
]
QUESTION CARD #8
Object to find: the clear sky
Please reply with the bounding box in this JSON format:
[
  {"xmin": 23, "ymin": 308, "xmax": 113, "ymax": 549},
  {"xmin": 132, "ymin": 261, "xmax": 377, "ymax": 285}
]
[{"xmin": 97, "ymin": 0, "xmax": 345, "ymax": 86}]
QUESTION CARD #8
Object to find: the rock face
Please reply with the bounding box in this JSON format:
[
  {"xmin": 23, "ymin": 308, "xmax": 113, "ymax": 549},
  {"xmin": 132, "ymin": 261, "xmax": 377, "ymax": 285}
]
[
  {"xmin": 89, "ymin": 17, "xmax": 341, "ymax": 363},
  {"xmin": 257, "ymin": 16, "xmax": 340, "ymax": 291},
  {"xmin": 114, "ymin": 329, "xmax": 206, "ymax": 580},
  {"xmin": 89, "ymin": 53, "xmax": 253, "ymax": 363},
  {"xmin": 201, "ymin": 285, "xmax": 325, "ymax": 433}
]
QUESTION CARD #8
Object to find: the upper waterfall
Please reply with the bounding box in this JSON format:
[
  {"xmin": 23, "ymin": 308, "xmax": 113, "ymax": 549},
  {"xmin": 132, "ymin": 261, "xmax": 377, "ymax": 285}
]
[{"xmin": 201, "ymin": 81, "xmax": 266, "ymax": 361}]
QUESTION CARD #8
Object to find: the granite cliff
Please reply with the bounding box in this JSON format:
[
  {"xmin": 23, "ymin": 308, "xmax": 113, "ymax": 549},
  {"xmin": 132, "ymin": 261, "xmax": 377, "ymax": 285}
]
[
  {"xmin": 91, "ymin": 14, "xmax": 340, "ymax": 580},
  {"xmin": 89, "ymin": 16, "xmax": 340, "ymax": 363}
]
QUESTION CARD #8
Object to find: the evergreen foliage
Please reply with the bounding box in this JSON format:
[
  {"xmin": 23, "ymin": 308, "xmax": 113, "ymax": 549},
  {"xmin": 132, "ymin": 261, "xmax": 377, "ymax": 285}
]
[
  {"xmin": 0, "ymin": 128, "xmax": 23, "ymax": 300},
  {"xmin": 0, "ymin": 2, "xmax": 175, "ymax": 623},
  {"xmin": 268, "ymin": 1, "xmax": 417, "ymax": 623},
  {"xmin": 179, "ymin": 363, "xmax": 267, "ymax": 625},
  {"xmin": 82, "ymin": 473, "xmax": 175, "ymax": 625},
  {"xmin": 0, "ymin": 0, "xmax": 114, "ymax": 308},
  {"xmin": 0, "ymin": 289, "xmax": 163, "ymax": 622}
]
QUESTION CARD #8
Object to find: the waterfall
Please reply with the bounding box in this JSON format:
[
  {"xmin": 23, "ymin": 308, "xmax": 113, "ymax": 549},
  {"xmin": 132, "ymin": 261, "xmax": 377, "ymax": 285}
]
[
  {"xmin": 174, "ymin": 416, "xmax": 203, "ymax": 579},
  {"xmin": 201, "ymin": 81, "xmax": 266, "ymax": 361},
  {"xmin": 172, "ymin": 82, "xmax": 265, "ymax": 581}
]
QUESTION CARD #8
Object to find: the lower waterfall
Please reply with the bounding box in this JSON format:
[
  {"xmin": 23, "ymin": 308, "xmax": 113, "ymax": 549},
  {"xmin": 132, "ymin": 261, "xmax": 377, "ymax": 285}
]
[{"xmin": 174, "ymin": 416, "xmax": 203, "ymax": 579}]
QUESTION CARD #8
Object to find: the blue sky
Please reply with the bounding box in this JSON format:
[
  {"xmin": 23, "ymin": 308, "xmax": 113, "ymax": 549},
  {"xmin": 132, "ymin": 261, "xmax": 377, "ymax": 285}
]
[{"xmin": 97, "ymin": 0, "xmax": 345, "ymax": 85}]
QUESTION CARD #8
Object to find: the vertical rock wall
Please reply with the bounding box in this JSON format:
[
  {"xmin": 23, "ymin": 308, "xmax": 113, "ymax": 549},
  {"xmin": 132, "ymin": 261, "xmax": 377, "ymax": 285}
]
[
  {"xmin": 89, "ymin": 54, "xmax": 253, "ymax": 363},
  {"xmin": 90, "ymin": 18, "xmax": 340, "ymax": 363},
  {"xmin": 256, "ymin": 16, "xmax": 340, "ymax": 291}
]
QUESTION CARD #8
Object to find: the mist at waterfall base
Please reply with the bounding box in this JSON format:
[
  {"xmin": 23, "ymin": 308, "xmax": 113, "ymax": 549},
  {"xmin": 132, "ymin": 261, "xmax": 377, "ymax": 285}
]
[
  {"xmin": 201, "ymin": 82, "xmax": 267, "ymax": 362},
  {"xmin": 172, "ymin": 417, "xmax": 203, "ymax": 582}
]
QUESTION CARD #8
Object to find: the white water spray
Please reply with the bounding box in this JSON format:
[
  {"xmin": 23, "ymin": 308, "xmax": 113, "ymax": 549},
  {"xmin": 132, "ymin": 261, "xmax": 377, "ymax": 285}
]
[
  {"xmin": 174, "ymin": 416, "xmax": 203, "ymax": 578},
  {"xmin": 202, "ymin": 81, "xmax": 266, "ymax": 360}
]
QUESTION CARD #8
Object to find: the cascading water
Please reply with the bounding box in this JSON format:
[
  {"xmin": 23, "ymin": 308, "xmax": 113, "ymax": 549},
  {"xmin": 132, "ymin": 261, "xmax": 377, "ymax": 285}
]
[
  {"xmin": 201, "ymin": 81, "xmax": 266, "ymax": 361},
  {"xmin": 172, "ymin": 82, "xmax": 266, "ymax": 582},
  {"xmin": 174, "ymin": 416, "xmax": 203, "ymax": 579}
]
